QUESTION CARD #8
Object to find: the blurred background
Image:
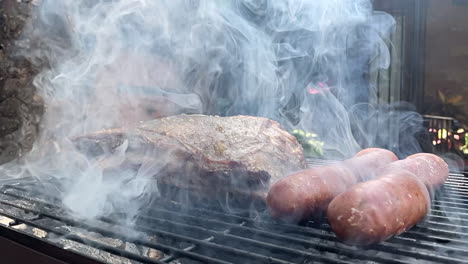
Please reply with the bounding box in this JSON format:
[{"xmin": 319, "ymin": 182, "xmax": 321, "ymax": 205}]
[{"xmin": 372, "ymin": 0, "xmax": 467, "ymax": 169}]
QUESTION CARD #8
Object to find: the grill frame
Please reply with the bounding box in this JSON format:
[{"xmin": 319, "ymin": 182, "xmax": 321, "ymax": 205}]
[
  {"xmin": 0, "ymin": 160, "xmax": 467, "ymax": 264},
  {"xmin": 0, "ymin": 223, "xmax": 103, "ymax": 264}
]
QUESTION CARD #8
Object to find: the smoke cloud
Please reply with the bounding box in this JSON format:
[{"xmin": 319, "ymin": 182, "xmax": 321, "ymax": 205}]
[{"xmin": 5, "ymin": 0, "xmax": 424, "ymax": 221}]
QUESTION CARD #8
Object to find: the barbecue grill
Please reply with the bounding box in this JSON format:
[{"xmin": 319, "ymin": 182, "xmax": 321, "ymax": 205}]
[{"xmin": 0, "ymin": 159, "xmax": 467, "ymax": 264}]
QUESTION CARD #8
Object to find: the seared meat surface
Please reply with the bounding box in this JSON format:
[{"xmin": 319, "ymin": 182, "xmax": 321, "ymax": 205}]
[{"xmin": 72, "ymin": 115, "xmax": 306, "ymax": 209}]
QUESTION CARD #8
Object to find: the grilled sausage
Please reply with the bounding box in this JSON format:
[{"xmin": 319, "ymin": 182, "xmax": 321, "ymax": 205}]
[
  {"xmin": 345, "ymin": 148, "xmax": 400, "ymax": 182},
  {"xmin": 327, "ymin": 170, "xmax": 430, "ymax": 245},
  {"xmin": 407, "ymin": 153, "xmax": 449, "ymax": 188},
  {"xmin": 267, "ymin": 148, "xmax": 398, "ymax": 222},
  {"xmin": 379, "ymin": 153, "xmax": 449, "ymax": 195}
]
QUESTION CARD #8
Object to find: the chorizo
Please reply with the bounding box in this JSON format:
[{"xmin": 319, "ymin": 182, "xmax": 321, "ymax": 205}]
[
  {"xmin": 267, "ymin": 148, "xmax": 398, "ymax": 222},
  {"xmin": 327, "ymin": 170, "xmax": 430, "ymax": 245}
]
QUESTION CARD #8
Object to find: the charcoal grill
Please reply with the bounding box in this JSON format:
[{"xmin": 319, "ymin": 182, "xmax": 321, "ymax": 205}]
[{"xmin": 0, "ymin": 159, "xmax": 467, "ymax": 264}]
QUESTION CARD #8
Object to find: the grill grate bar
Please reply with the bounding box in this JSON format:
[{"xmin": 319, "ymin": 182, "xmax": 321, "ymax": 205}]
[
  {"xmin": 129, "ymin": 215, "xmax": 347, "ymax": 264},
  {"xmin": 428, "ymin": 214, "xmax": 468, "ymax": 225},
  {"xmin": 130, "ymin": 209, "xmax": 408, "ymax": 264},
  {"xmin": 435, "ymin": 197, "xmax": 468, "ymax": 207},
  {"xmin": 2, "ymin": 185, "xmax": 61, "ymax": 206},
  {"xmin": 442, "ymin": 189, "xmax": 468, "ymax": 197},
  {"xmin": 5, "ymin": 187, "xmax": 466, "ymax": 264},
  {"xmin": 145, "ymin": 199, "xmax": 461, "ymax": 254},
  {"xmin": 0, "ymin": 199, "xmax": 237, "ymax": 264},
  {"xmin": 0, "ymin": 166, "xmax": 466, "ymax": 263},
  {"xmin": 120, "ymin": 219, "xmax": 306, "ymax": 264},
  {"xmin": 444, "ymin": 184, "xmax": 468, "ymax": 189},
  {"xmin": 424, "ymin": 220, "xmax": 468, "ymax": 234},
  {"xmin": 0, "ymin": 194, "xmax": 326, "ymax": 264},
  {"xmin": 432, "ymin": 210, "xmax": 468, "ymax": 220},
  {"xmin": 437, "ymin": 193, "xmax": 468, "ymax": 202},
  {"xmin": 443, "ymin": 184, "xmax": 467, "ymax": 190},
  {"xmin": 98, "ymin": 216, "xmax": 351, "ymax": 264},
  {"xmin": 0, "ymin": 210, "xmax": 166, "ymax": 264},
  {"xmin": 397, "ymin": 231, "xmax": 468, "ymax": 251},
  {"xmin": 446, "ymin": 174, "xmax": 467, "ymax": 179},
  {"xmin": 158, "ymin": 255, "xmax": 175, "ymax": 263},
  {"xmin": 446, "ymin": 179, "xmax": 468, "ymax": 185},
  {"xmin": 399, "ymin": 229, "xmax": 468, "ymax": 247},
  {"xmin": 312, "ymin": 224, "xmax": 468, "ymax": 262},
  {"xmin": 140, "ymin": 204, "xmax": 468, "ymax": 263},
  {"xmin": 433, "ymin": 202, "xmax": 468, "ymax": 213},
  {"xmin": 0, "ymin": 183, "xmax": 461, "ymax": 264},
  {"xmin": 371, "ymin": 243, "xmax": 466, "ymax": 264},
  {"xmin": 445, "ymin": 185, "xmax": 468, "ymax": 191}
]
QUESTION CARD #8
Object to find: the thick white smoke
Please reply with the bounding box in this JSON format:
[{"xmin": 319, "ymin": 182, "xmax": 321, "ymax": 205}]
[{"xmin": 8, "ymin": 0, "xmax": 411, "ymax": 220}]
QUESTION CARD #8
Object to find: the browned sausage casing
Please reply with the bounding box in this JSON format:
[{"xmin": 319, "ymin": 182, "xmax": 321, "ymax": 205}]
[
  {"xmin": 379, "ymin": 153, "xmax": 449, "ymax": 196},
  {"xmin": 408, "ymin": 154, "xmax": 448, "ymax": 186},
  {"xmin": 267, "ymin": 148, "xmax": 398, "ymax": 222},
  {"xmin": 327, "ymin": 170, "xmax": 430, "ymax": 246}
]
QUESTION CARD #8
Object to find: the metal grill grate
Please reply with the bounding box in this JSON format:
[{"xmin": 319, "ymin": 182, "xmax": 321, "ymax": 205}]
[{"xmin": 0, "ymin": 160, "xmax": 467, "ymax": 264}]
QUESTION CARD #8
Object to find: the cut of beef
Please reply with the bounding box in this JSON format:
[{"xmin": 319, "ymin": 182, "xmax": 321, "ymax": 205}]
[{"xmin": 72, "ymin": 114, "xmax": 306, "ymax": 209}]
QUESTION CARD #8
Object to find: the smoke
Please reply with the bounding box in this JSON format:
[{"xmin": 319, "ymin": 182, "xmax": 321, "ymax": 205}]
[
  {"xmin": 348, "ymin": 102, "xmax": 427, "ymax": 158},
  {"xmin": 6, "ymin": 0, "xmax": 424, "ymax": 221}
]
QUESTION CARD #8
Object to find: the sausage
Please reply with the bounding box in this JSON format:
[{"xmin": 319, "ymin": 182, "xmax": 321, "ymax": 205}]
[
  {"xmin": 379, "ymin": 153, "xmax": 449, "ymax": 195},
  {"xmin": 406, "ymin": 153, "xmax": 449, "ymax": 188},
  {"xmin": 345, "ymin": 148, "xmax": 400, "ymax": 182},
  {"xmin": 327, "ymin": 153, "xmax": 449, "ymax": 245},
  {"xmin": 327, "ymin": 170, "xmax": 431, "ymax": 245},
  {"xmin": 267, "ymin": 148, "xmax": 398, "ymax": 222}
]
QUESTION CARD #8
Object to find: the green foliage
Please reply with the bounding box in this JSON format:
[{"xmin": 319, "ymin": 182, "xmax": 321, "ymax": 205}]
[
  {"xmin": 461, "ymin": 133, "xmax": 468, "ymax": 155},
  {"xmin": 291, "ymin": 129, "xmax": 324, "ymax": 157}
]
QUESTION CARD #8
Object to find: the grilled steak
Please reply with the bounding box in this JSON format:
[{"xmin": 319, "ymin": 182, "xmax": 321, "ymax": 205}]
[{"xmin": 72, "ymin": 114, "xmax": 306, "ymax": 209}]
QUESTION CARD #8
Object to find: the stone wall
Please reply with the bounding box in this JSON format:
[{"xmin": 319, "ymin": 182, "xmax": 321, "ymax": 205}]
[{"xmin": 0, "ymin": 0, "xmax": 43, "ymax": 164}]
